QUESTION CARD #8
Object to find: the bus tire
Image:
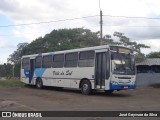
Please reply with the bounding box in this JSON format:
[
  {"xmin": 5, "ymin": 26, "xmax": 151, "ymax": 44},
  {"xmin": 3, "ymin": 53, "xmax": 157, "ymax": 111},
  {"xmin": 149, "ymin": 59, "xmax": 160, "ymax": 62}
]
[
  {"xmin": 105, "ymin": 90, "xmax": 114, "ymax": 94},
  {"xmin": 81, "ymin": 80, "xmax": 92, "ymax": 95},
  {"xmin": 36, "ymin": 78, "xmax": 43, "ymax": 89}
]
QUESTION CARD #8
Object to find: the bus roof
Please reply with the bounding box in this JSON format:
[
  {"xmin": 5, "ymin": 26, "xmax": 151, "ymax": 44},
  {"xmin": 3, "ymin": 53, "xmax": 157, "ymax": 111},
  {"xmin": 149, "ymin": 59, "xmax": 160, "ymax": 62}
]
[{"xmin": 21, "ymin": 45, "xmax": 130, "ymax": 58}]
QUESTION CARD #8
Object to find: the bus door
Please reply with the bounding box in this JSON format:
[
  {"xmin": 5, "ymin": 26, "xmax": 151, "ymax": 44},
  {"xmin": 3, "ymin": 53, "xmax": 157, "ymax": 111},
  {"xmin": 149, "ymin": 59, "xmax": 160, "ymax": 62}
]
[
  {"xmin": 29, "ymin": 59, "xmax": 35, "ymax": 84},
  {"xmin": 95, "ymin": 50, "xmax": 106, "ymax": 88},
  {"xmin": 95, "ymin": 49, "xmax": 110, "ymax": 90}
]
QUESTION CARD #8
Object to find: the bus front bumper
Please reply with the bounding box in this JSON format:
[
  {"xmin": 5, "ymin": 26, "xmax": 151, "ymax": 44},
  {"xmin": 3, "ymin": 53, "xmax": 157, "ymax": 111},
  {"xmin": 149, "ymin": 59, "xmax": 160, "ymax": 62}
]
[{"xmin": 110, "ymin": 83, "xmax": 136, "ymax": 90}]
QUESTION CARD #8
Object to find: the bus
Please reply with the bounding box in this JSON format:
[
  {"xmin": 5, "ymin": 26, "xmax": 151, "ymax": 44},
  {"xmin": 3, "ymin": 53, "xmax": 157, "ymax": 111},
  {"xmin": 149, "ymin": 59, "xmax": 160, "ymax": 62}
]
[{"xmin": 21, "ymin": 45, "xmax": 136, "ymax": 95}]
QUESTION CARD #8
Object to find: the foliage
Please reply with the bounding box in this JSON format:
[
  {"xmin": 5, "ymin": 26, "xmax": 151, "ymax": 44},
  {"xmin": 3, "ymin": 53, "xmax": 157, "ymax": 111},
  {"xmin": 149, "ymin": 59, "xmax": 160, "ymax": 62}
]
[
  {"xmin": 7, "ymin": 43, "xmax": 28, "ymax": 64},
  {"xmin": 21, "ymin": 28, "xmax": 100, "ymax": 56},
  {"xmin": 135, "ymin": 53, "xmax": 146, "ymax": 63},
  {"xmin": 14, "ymin": 62, "xmax": 21, "ymax": 77},
  {"xmin": 101, "ymin": 34, "xmax": 118, "ymax": 45},
  {"xmin": 111, "ymin": 32, "xmax": 150, "ymax": 63},
  {"xmin": 146, "ymin": 51, "xmax": 160, "ymax": 58},
  {"xmin": 0, "ymin": 63, "xmax": 13, "ymax": 77},
  {"xmin": 113, "ymin": 32, "xmax": 150, "ymax": 54}
]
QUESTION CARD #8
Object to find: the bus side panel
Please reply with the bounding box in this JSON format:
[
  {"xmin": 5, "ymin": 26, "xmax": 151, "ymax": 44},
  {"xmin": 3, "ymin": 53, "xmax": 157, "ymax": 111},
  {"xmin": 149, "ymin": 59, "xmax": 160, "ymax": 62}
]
[
  {"xmin": 32, "ymin": 67, "xmax": 95, "ymax": 89},
  {"xmin": 21, "ymin": 69, "xmax": 30, "ymax": 84},
  {"xmin": 69, "ymin": 67, "xmax": 95, "ymax": 89}
]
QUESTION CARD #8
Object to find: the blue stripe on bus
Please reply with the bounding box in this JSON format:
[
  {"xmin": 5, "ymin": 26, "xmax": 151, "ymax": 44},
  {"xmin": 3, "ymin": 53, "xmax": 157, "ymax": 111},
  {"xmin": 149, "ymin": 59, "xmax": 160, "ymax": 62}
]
[
  {"xmin": 24, "ymin": 69, "xmax": 30, "ymax": 77},
  {"xmin": 110, "ymin": 83, "xmax": 136, "ymax": 90},
  {"xmin": 34, "ymin": 68, "xmax": 46, "ymax": 77}
]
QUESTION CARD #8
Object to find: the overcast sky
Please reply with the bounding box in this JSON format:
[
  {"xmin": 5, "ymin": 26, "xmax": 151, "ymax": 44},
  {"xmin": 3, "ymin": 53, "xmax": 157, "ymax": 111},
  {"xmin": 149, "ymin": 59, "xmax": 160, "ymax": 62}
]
[{"xmin": 0, "ymin": 0, "xmax": 160, "ymax": 64}]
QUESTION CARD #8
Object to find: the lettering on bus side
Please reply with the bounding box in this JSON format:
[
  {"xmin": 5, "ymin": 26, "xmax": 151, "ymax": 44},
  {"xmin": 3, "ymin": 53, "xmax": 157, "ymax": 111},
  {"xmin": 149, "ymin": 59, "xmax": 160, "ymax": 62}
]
[
  {"xmin": 53, "ymin": 70, "xmax": 73, "ymax": 76},
  {"xmin": 66, "ymin": 70, "xmax": 73, "ymax": 75}
]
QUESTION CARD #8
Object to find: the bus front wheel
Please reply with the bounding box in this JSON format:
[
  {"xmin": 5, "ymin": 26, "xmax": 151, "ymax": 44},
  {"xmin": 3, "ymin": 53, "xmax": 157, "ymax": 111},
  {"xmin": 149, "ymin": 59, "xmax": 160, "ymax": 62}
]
[
  {"xmin": 36, "ymin": 78, "xmax": 43, "ymax": 89},
  {"xmin": 81, "ymin": 80, "xmax": 92, "ymax": 95}
]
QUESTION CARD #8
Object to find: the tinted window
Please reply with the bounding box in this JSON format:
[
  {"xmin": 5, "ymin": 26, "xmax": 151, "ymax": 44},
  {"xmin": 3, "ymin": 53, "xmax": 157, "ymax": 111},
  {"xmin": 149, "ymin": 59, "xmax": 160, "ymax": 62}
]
[
  {"xmin": 53, "ymin": 54, "xmax": 64, "ymax": 68},
  {"xmin": 79, "ymin": 51, "xmax": 95, "ymax": 67},
  {"xmin": 42, "ymin": 55, "xmax": 52, "ymax": 68},
  {"xmin": 79, "ymin": 51, "xmax": 95, "ymax": 59},
  {"xmin": 110, "ymin": 46, "xmax": 118, "ymax": 52},
  {"xmin": 65, "ymin": 52, "xmax": 78, "ymax": 67},
  {"xmin": 35, "ymin": 56, "xmax": 42, "ymax": 68},
  {"xmin": 22, "ymin": 58, "xmax": 30, "ymax": 69}
]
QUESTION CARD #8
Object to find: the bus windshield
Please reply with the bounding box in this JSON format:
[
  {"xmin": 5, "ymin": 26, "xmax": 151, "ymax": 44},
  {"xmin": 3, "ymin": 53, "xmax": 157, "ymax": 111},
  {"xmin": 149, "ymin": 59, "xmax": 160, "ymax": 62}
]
[{"xmin": 111, "ymin": 52, "xmax": 135, "ymax": 75}]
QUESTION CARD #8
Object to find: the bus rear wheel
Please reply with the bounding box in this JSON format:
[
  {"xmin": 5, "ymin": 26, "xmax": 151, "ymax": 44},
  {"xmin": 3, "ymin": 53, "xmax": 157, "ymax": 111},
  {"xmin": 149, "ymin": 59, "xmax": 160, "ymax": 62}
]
[
  {"xmin": 36, "ymin": 78, "xmax": 43, "ymax": 89},
  {"xmin": 81, "ymin": 80, "xmax": 92, "ymax": 95}
]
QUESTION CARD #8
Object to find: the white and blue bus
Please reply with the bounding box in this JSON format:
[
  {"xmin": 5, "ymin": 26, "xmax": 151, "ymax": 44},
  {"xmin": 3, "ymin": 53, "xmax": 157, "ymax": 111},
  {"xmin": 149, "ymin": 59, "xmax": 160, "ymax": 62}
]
[{"xmin": 21, "ymin": 45, "xmax": 136, "ymax": 95}]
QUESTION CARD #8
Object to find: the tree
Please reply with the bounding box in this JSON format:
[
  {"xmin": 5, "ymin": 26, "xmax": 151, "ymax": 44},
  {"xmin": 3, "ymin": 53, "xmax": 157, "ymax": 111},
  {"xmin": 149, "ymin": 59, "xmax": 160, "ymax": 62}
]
[
  {"xmin": 113, "ymin": 32, "xmax": 150, "ymax": 54},
  {"xmin": 0, "ymin": 63, "xmax": 13, "ymax": 77},
  {"xmin": 7, "ymin": 43, "xmax": 28, "ymax": 77},
  {"xmin": 0, "ymin": 65, "xmax": 6, "ymax": 77},
  {"xmin": 20, "ymin": 28, "xmax": 100, "ymax": 56},
  {"xmin": 113, "ymin": 32, "xmax": 150, "ymax": 62},
  {"xmin": 14, "ymin": 62, "xmax": 21, "ymax": 77},
  {"xmin": 146, "ymin": 51, "xmax": 160, "ymax": 58},
  {"xmin": 8, "ymin": 42, "xmax": 28, "ymax": 64},
  {"xmin": 135, "ymin": 53, "xmax": 146, "ymax": 63}
]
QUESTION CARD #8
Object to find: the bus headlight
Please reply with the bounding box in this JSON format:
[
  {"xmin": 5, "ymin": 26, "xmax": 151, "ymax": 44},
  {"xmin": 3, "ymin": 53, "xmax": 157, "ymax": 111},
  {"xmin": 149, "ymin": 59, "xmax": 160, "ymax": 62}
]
[{"xmin": 111, "ymin": 81, "xmax": 118, "ymax": 85}]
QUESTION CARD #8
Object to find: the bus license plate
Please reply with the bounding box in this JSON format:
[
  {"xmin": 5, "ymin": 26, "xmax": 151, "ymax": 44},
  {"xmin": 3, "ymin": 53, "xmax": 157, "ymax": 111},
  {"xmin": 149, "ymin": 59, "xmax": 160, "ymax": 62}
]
[{"xmin": 124, "ymin": 86, "xmax": 128, "ymax": 89}]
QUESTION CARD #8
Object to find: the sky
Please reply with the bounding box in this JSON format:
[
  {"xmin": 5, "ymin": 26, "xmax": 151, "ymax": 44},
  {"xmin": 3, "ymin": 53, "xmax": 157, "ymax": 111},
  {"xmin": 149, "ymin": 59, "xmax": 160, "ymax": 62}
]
[{"xmin": 0, "ymin": 0, "xmax": 160, "ymax": 64}]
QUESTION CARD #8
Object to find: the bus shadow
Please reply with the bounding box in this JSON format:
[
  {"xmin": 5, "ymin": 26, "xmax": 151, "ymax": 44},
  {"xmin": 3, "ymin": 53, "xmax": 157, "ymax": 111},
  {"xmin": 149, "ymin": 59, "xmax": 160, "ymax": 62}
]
[
  {"xmin": 92, "ymin": 91, "xmax": 132, "ymax": 97},
  {"xmin": 149, "ymin": 84, "xmax": 160, "ymax": 88},
  {"xmin": 25, "ymin": 85, "xmax": 82, "ymax": 94},
  {"xmin": 25, "ymin": 85, "xmax": 132, "ymax": 97}
]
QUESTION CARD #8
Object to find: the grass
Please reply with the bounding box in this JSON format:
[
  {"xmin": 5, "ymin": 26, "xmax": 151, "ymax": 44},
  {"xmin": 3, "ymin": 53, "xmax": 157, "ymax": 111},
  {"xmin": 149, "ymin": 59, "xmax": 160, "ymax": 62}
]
[{"xmin": 0, "ymin": 78, "xmax": 25, "ymax": 87}]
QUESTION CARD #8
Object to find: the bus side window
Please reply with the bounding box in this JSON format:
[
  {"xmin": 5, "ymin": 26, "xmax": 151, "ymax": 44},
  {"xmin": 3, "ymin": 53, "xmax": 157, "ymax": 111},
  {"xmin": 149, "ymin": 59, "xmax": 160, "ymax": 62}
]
[
  {"xmin": 65, "ymin": 52, "xmax": 78, "ymax": 67},
  {"xmin": 22, "ymin": 58, "xmax": 30, "ymax": 69},
  {"xmin": 42, "ymin": 55, "xmax": 52, "ymax": 68},
  {"xmin": 35, "ymin": 56, "xmax": 42, "ymax": 68},
  {"xmin": 79, "ymin": 51, "xmax": 95, "ymax": 67},
  {"xmin": 53, "ymin": 54, "xmax": 64, "ymax": 68}
]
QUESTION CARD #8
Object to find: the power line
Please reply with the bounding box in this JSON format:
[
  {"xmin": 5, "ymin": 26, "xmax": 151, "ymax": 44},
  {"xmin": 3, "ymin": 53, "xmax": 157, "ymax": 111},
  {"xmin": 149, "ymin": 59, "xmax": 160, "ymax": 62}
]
[
  {"xmin": 103, "ymin": 25, "xmax": 160, "ymax": 27},
  {"xmin": 1, "ymin": 25, "xmax": 160, "ymax": 37},
  {"xmin": 1, "ymin": 14, "xmax": 160, "ymax": 37},
  {"xmin": 0, "ymin": 15, "xmax": 99, "ymax": 28},
  {"xmin": 0, "ymin": 14, "xmax": 160, "ymax": 28},
  {"xmin": 103, "ymin": 15, "xmax": 160, "ymax": 19}
]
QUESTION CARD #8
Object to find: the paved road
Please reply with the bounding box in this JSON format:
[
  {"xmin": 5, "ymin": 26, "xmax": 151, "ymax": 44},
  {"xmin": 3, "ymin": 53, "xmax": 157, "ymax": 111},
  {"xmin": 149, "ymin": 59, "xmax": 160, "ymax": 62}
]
[{"xmin": 0, "ymin": 86, "xmax": 160, "ymax": 120}]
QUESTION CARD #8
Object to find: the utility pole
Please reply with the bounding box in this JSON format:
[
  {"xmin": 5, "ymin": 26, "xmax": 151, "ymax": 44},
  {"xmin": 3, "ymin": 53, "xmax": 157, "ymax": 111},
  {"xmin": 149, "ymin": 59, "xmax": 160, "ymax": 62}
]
[
  {"xmin": 100, "ymin": 10, "xmax": 103, "ymax": 45},
  {"xmin": 99, "ymin": 0, "xmax": 103, "ymax": 45}
]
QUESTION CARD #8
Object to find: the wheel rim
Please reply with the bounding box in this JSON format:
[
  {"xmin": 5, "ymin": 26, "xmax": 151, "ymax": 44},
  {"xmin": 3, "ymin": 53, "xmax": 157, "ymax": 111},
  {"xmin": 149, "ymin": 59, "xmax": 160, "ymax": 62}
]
[
  {"xmin": 83, "ymin": 83, "xmax": 88, "ymax": 92},
  {"xmin": 37, "ymin": 80, "xmax": 41, "ymax": 88}
]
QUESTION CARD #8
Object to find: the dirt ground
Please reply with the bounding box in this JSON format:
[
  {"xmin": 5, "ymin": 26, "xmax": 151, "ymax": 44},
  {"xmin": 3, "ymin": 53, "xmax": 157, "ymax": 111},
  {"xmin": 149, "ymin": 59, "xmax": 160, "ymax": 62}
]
[{"xmin": 0, "ymin": 85, "xmax": 160, "ymax": 119}]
